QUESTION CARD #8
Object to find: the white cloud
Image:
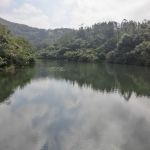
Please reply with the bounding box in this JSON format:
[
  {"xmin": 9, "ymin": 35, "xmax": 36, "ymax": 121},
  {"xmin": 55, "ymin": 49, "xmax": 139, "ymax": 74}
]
[
  {"xmin": 61, "ymin": 0, "xmax": 150, "ymax": 28},
  {"xmin": 0, "ymin": 12, "xmax": 51, "ymax": 29},
  {"xmin": 51, "ymin": 5, "xmax": 67, "ymax": 24},
  {"xmin": 0, "ymin": 0, "xmax": 12, "ymax": 7},
  {"xmin": 27, "ymin": 0, "xmax": 48, "ymax": 1},
  {"xmin": 0, "ymin": 0, "xmax": 150, "ymax": 29},
  {"xmin": 13, "ymin": 3, "xmax": 42, "ymax": 15},
  {"xmin": 22, "ymin": 14, "xmax": 50, "ymax": 28},
  {"xmin": 0, "ymin": 3, "xmax": 51, "ymax": 29}
]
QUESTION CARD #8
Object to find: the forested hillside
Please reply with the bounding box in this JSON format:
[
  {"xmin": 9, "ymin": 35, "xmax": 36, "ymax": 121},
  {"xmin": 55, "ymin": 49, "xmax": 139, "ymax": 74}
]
[
  {"xmin": 0, "ymin": 17, "xmax": 73, "ymax": 44},
  {"xmin": 37, "ymin": 19, "xmax": 150, "ymax": 67},
  {"xmin": 0, "ymin": 23, "xmax": 35, "ymax": 71},
  {"xmin": 1, "ymin": 17, "xmax": 150, "ymax": 67}
]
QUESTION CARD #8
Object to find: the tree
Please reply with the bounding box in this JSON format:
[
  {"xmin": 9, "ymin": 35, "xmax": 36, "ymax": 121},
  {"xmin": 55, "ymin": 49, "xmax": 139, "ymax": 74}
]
[
  {"xmin": 117, "ymin": 34, "xmax": 134, "ymax": 53},
  {"xmin": 0, "ymin": 23, "xmax": 35, "ymax": 70}
]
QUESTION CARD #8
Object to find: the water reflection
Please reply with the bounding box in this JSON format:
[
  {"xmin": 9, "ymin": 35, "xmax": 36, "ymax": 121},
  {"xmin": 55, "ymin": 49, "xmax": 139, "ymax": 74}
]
[
  {"xmin": 1, "ymin": 60, "xmax": 150, "ymax": 103},
  {"xmin": 0, "ymin": 66, "xmax": 35, "ymax": 103},
  {"xmin": 35, "ymin": 60, "xmax": 150, "ymax": 101},
  {"xmin": 0, "ymin": 60, "xmax": 150, "ymax": 150}
]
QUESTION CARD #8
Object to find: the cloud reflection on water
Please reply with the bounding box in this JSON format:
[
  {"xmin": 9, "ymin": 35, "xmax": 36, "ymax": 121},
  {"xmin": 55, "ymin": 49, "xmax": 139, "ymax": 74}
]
[{"xmin": 0, "ymin": 77, "xmax": 150, "ymax": 150}]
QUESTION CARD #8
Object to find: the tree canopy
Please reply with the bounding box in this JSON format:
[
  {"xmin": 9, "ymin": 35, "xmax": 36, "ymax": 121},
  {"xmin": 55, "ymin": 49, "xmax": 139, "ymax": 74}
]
[
  {"xmin": 0, "ymin": 23, "xmax": 35, "ymax": 71},
  {"xmin": 36, "ymin": 20, "xmax": 150, "ymax": 67}
]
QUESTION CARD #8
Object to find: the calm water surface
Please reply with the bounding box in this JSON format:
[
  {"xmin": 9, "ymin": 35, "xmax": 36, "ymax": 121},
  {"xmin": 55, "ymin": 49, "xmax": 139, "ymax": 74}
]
[{"xmin": 0, "ymin": 60, "xmax": 150, "ymax": 150}]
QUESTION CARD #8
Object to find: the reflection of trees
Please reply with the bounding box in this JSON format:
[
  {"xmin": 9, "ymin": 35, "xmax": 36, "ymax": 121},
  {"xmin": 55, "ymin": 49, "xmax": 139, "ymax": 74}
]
[
  {"xmin": 1, "ymin": 60, "xmax": 150, "ymax": 103},
  {"xmin": 0, "ymin": 66, "xmax": 35, "ymax": 103},
  {"xmin": 37, "ymin": 60, "xmax": 150, "ymax": 101}
]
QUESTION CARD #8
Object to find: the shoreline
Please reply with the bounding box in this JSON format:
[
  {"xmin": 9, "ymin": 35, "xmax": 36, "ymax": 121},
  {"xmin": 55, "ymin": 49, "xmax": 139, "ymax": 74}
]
[{"xmin": 37, "ymin": 57, "xmax": 149, "ymax": 68}]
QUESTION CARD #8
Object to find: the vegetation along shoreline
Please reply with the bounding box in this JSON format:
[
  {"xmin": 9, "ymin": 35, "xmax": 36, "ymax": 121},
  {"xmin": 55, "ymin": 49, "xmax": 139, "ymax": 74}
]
[{"xmin": 1, "ymin": 18, "xmax": 150, "ymax": 71}]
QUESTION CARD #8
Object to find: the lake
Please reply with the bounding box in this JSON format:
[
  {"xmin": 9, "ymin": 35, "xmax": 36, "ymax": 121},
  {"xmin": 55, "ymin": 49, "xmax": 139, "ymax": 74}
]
[{"xmin": 0, "ymin": 60, "xmax": 150, "ymax": 150}]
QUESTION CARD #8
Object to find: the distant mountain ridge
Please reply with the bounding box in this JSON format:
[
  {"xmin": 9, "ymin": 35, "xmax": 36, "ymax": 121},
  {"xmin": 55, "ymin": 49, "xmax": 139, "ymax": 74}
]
[{"xmin": 0, "ymin": 17, "xmax": 73, "ymax": 44}]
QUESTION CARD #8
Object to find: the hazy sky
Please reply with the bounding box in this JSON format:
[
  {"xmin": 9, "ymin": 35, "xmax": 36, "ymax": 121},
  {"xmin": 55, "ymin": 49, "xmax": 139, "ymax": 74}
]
[{"xmin": 0, "ymin": 0, "xmax": 150, "ymax": 29}]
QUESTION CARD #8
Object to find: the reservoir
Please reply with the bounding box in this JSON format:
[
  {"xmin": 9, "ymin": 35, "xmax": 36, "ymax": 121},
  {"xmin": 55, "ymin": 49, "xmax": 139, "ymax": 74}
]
[{"xmin": 0, "ymin": 60, "xmax": 150, "ymax": 150}]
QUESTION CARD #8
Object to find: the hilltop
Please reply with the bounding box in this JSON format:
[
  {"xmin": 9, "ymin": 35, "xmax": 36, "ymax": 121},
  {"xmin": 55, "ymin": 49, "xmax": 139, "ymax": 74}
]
[{"xmin": 0, "ymin": 17, "xmax": 73, "ymax": 44}]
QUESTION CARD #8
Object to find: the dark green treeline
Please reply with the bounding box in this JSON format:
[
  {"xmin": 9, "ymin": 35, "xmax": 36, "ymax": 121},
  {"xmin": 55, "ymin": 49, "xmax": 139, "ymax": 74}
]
[{"xmin": 37, "ymin": 19, "xmax": 150, "ymax": 67}]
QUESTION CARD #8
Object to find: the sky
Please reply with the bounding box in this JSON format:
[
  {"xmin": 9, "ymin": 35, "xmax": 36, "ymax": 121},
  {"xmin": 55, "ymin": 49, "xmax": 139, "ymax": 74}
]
[{"xmin": 0, "ymin": 0, "xmax": 150, "ymax": 29}]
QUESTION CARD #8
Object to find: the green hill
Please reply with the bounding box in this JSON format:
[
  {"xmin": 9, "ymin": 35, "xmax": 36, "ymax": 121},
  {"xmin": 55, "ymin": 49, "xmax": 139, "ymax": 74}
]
[
  {"xmin": 0, "ymin": 23, "xmax": 36, "ymax": 71},
  {"xmin": 0, "ymin": 17, "xmax": 73, "ymax": 44},
  {"xmin": 36, "ymin": 20, "xmax": 150, "ymax": 67}
]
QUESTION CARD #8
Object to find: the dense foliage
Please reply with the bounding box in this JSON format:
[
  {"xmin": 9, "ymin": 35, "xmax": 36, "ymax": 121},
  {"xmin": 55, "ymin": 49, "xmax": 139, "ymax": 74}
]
[
  {"xmin": 37, "ymin": 19, "xmax": 150, "ymax": 66},
  {"xmin": 0, "ymin": 17, "xmax": 73, "ymax": 44},
  {"xmin": 0, "ymin": 23, "xmax": 35, "ymax": 71}
]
